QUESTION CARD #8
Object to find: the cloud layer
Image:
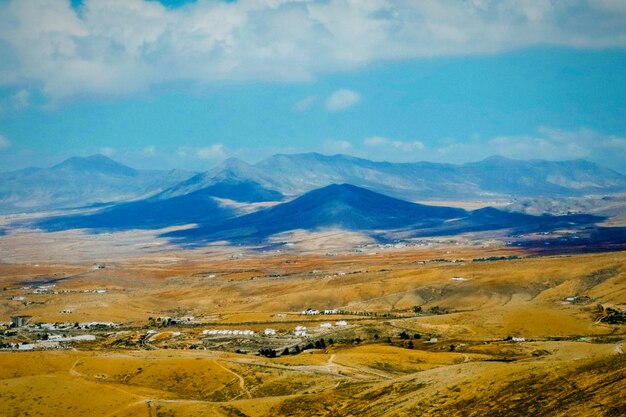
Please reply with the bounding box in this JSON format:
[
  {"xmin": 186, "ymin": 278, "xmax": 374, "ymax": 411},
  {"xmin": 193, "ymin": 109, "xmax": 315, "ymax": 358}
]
[
  {"xmin": 1, "ymin": 0, "xmax": 626, "ymax": 100},
  {"xmin": 325, "ymin": 89, "xmax": 361, "ymax": 111}
]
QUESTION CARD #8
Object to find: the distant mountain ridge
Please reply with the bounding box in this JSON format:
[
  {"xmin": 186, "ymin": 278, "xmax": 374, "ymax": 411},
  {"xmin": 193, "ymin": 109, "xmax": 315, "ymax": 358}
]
[
  {"xmin": 51, "ymin": 154, "xmax": 138, "ymax": 176},
  {"xmin": 0, "ymin": 154, "xmax": 194, "ymax": 213},
  {"xmin": 193, "ymin": 153, "xmax": 626, "ymax": 201},
  {"xmin": 2, "ymin": 152, "xmax": 626, "ymax": 214}
]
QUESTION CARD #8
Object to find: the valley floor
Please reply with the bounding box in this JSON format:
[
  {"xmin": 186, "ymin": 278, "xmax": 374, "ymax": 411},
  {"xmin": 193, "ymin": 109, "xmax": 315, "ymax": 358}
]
[{"xmin": 0, "ymin": 248, "xmax": 625, "ymax": 416}]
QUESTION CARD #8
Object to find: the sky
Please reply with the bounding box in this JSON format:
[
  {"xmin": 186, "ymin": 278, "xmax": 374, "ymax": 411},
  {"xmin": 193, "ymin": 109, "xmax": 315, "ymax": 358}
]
[{"xmin": 0, "ymin": 0, "xmax": 625, "ymax": 173}]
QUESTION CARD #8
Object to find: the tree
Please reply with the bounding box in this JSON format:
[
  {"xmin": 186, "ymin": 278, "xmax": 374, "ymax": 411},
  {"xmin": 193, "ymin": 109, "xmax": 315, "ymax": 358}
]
[
  {"xmin": 408, "ymin": 340, "xmax": 414, "ymax": 349},
  {"xmin": 282, "ymin": 347, "xmax": 290, "ymax": 356},
  {"xmin": 259, "ymin": 348, "xmax": 277, "ymax": 358},
  {"xmin": 413, "ymin": 306, "xmax": 422, "ymax": 314}
]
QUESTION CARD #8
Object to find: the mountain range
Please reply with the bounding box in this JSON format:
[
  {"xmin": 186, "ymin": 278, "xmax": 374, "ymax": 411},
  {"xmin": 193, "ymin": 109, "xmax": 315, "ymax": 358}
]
[
  {"xmin": 0, "ymin": 155, "xmax": 194, "ymax": 213},
  {"xmin": 34, "ymin": 181, "xmax": 601, "ymax": 248},
  {"xmin": 2, "ymin": 153, "xmax": 626, "ymax": 215},
  {"xmin": 200, "ymin": 153, "xmax": 626, "ymax": 200}
]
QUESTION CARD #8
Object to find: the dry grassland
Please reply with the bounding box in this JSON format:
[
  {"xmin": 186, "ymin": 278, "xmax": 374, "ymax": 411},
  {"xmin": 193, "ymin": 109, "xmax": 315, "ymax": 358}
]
[{"xmin": 0, "ymin": 248, "xmax": 624, "ymax": 416}]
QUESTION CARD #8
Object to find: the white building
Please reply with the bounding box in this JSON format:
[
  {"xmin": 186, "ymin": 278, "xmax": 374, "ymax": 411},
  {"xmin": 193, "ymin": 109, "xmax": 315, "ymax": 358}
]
[
  {"xmin": 320, "ymin": 323, "xmax": 332, "ymax": 329},
  {"xmin": 264, "ymin": 328, "xmax": 277, "ymax": 336},
  {"xmin": 18, "ymin": 344, "xmax": 35, "ymax": 350},
  {"xmin": 294, "ymin": 325, "xmax": 307, "ymax": 337},
  {"xmin": 335, "ymin": 320, "xmax": 348, "ymax": 326}
]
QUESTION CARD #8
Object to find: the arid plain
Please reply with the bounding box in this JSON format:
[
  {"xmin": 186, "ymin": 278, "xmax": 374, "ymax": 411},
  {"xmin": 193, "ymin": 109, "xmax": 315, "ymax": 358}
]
[{"xmin": 1, "ymin": 229, "xmax": 624, "ymax": 416}]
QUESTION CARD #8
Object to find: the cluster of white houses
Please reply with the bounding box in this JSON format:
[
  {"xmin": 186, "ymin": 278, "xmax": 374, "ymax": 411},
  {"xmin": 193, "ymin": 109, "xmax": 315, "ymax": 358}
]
[
  {"xmin": 294, "ymin": 325, "xmax": 307, "ymax": 336},
  {"xmin": 202, "ymin": 329, "xmax": 255, "ymax": 336},
  {"xmin": 320, "ymin": 321, "xmax": 348, "ymax": 328},
  {"xmin": 0, "ymin": 334, "xmax": 97, "ymax": 351},
  {"xmin": 302, "ymin": 308, "xmax": 338, "ymax": 315},
  {"xmin": 201, "ymin": 321, "xmax": 350, "ymax": 339}
]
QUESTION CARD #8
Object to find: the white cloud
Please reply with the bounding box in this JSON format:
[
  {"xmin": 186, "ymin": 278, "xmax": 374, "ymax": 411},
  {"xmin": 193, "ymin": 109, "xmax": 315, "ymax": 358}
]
[
  {"xmin": 364, "ymin": 136, "xmax": 424, "ymax": 152},
  {"xmin": 196, "ymin": 144, "xmax": 226, "ymax": 160},
  {"xmin": 294, "ymin": 95, "xmax": 317, "ymax": 112},
  {"xmin": 325, "ymin": 89, "xmax": 361, "ymax": 111},
  {"xmin": 142, "ymin": 145, "xmax": 156, "ymax": 156},
  {"xmin": 0, "ymin": 134, "xmax": 11, "ymax": 149},
  {"xmin": 322, "ymin": 139, "xmax": 353, "ymax": 153},
  {"xmin": 10, "ymin": 89, "xmax": 30, "ymax": 109},
  {"xmin": 0, "ymin": 89, "xmax": 30, "ymax": 113},
  {"xmin": 98, "ymin": 146, "xmax": 116, "ymax": 156},
  {"xmin": 3, "ymin": 0, "xmax": 624, "ymax": 100}
]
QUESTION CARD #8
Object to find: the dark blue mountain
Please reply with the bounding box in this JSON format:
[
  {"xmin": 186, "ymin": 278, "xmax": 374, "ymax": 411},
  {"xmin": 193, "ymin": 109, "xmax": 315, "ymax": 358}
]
[
  {"xmin": 410, "ymin": 206, "xmax": 599, "ymax": 238},
  {"xmin": 163, "ymin": 184, "xmax": 467, "ymax": 244},
  {"xmin": 164, "ymin": 184, "xmax": 602, "ymax": 245},
  {"xmin": 34, "ymin": 187, "xmax": 235, "ymax": 232},
  {"xmin": 154, "ymin": 177, "xmax": 283, "ymax": 203}
]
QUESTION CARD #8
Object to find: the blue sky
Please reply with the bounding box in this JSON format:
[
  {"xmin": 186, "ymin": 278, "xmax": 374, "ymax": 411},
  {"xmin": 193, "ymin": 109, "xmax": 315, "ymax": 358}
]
[{"xmin": 1, "ymin": 0, "xmax": 626, "ymax": 172}]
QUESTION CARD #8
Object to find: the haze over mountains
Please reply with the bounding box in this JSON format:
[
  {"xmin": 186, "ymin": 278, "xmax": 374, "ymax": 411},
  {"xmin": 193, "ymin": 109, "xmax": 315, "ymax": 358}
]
[
  {"xmin": 2, "ymin": 152, "xmax": 625, "ymax": 248},
  {"xmin": 2, "ymin": 153, "xmax": 626, "ymax": 215},
  {"xmin": 0, "ymin": 155, "xmax": 193, "ymax": 213},
  {"xmin": 206, "ymin": 153, "xmax": 626, "ymax": 200}
]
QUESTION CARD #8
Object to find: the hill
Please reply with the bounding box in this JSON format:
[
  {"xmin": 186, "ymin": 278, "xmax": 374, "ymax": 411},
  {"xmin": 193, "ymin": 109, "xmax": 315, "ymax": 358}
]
[
  {"xmin": 0, "ymin": 155, "xmax": 194, "ymax": 213},
  {"xmin": 154, "ymin": 176, "xmax": 283, "ymax": 203},
  {"xmin": 164, "ymin": 184, "xmax": 600, "ymax": 245},
  {"xmin": 34, "ymin": 187, "xmax": 237, "ymax": 231}
]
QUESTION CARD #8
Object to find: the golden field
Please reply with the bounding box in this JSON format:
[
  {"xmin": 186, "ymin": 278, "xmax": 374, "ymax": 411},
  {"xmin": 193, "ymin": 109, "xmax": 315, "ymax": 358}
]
[{"xmin": 0, "ymin": 247, "xmax": 625, "ymax": 416}]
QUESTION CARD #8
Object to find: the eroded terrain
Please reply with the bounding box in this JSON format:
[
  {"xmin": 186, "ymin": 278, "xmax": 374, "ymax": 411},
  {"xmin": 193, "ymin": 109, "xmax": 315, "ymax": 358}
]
[{"xmin": 1, "ymin": 244, "xmax": 624, "ymax": 416}]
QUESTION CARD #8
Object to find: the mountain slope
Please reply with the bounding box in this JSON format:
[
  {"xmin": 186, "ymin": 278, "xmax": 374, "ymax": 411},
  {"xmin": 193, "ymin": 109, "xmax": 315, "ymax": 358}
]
[
  {"xmin": 154, "ymin": 177, "xmax": 283, "ymax": 203},
  {"xmin": 253, "ymin": 153, "xmax": 626, "ymax": 199},
  {"xmin": 159, "ymin": 153, "xmax": 626, "ymax": 202},
  {"xmin": 164, "ymin": 184, "xmax": 601, "ymax": 245},
  {"xmin": 462, "ymin": 156, "xmax": 626, "ymax": 196},
  {"xmin": 35, "ymin": 187, "xmax": 236, "ymax": 231},
  {"xmin": 0, "ymin": 155, "xmax": 195, "ymax": 213},
  {"xmin": 51, "ymin": 154, "xmax": 138, "ymax": 176},
  {"xmin": 163, "ymin": 183, "xmax": 466, "ymax": 244}
]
